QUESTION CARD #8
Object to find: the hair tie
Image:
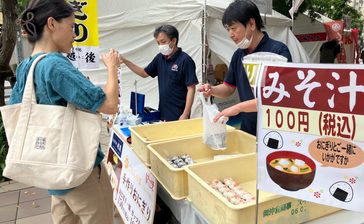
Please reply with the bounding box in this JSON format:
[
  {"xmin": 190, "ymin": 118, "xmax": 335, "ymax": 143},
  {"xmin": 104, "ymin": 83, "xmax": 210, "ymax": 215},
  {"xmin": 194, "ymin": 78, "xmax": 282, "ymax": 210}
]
[{"xmin": 20, "ymin": 12, "xmax": 37, "ymax": 38}]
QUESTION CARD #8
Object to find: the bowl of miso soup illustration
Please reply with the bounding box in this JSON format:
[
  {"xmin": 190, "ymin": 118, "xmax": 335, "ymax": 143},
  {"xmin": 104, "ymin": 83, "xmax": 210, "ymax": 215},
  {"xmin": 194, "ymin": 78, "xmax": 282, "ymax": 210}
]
[{"xmin": 266, "ymin": 151, "xmax": 316, "ymax": 191}]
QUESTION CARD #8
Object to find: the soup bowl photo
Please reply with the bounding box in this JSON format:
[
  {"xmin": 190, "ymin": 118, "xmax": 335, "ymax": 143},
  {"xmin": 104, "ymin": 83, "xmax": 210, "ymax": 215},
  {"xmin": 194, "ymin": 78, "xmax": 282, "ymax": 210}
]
[{"xmin": 266, "ymin": 151, "xmax": 316, "ymax": 191}]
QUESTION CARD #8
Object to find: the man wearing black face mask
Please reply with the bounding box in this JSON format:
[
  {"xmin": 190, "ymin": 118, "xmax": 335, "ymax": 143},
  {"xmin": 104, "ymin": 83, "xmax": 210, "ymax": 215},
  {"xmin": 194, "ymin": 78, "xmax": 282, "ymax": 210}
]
[
  {"xmin": 120, "ymin": 25, "xmax": 198, "ymax": 121},
  {"xmin": 199, "ymin": 0, "xmax": 292, "ymax": 136}
]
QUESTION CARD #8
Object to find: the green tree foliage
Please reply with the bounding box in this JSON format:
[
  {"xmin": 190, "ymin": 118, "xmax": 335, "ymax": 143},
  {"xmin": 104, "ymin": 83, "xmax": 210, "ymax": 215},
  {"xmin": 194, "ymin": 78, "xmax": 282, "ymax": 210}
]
[
  {"xmin": 17, "ymin": 0, "xmax": 30, "ymax": 13},
  {"xmin": 273, "ymin": 0, "xmax": 364, "ymax": 31},
  {"xmin": 273, "ymin": 0, "xmax": 314, "ymax": 19}
]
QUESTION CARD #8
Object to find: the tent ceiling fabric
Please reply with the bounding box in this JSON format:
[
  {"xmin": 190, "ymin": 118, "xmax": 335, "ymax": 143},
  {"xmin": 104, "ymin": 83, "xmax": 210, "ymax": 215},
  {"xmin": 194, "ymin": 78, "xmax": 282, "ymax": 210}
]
[
  {"xmin": 85, "ymin": 0, "xmax": 309, "ymax": 113},
  {"xmin": 98, "ymin": 5, "xmax": 202, "ymax": 30}
]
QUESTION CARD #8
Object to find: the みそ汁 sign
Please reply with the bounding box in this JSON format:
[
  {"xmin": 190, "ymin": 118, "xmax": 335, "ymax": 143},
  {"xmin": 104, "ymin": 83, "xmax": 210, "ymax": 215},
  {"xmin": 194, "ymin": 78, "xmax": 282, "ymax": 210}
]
[{"xmin": 257, "ymin": 63, "xmax": 364, "ymax": 212}]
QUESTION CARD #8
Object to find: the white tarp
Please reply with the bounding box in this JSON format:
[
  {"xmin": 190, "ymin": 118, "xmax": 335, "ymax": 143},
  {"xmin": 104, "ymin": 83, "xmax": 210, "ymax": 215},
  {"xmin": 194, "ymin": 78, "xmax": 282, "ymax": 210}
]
[
  {"xmin": 82, "ymin": 0, "xmax": 310, "ymax": 113},
  {"xmin": 293, "ymin": 13, "xmax": 332, "ymax": 63},
  {"xmin": 10, "ymin": 0, "xmax": 310, "ymax": 114},
  {"xmin": 207, "ymin": 7, "xmax": 309, "ymax": 66},
  {"xmin": 293, "ymin": 13, "xmax": 355, "ymax": 63},
  {"xmin": 85, "ymin": 0, "xmax": 203, "ymax": 113},
  {"xmin": 8, "ymin": 0, "xmax": 310, "ymax": 116}
]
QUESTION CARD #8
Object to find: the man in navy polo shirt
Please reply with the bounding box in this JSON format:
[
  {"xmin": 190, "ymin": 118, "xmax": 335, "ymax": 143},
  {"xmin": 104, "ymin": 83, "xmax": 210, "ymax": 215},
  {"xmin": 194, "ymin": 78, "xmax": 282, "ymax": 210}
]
[
  {"xmin": 199, "ymin": 0, "xmax": 292, "ymax": 136},
  {"xmin": 120, "ymin": 25, "xmax": 198, "ymax": 121}
]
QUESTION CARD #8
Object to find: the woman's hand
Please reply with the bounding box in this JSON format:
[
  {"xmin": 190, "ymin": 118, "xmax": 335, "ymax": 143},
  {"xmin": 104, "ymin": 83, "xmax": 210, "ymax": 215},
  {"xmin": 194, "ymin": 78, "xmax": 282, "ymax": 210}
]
[{"xmin": 101, "ymin": 48, "xmax": 121, "ymax": 70}]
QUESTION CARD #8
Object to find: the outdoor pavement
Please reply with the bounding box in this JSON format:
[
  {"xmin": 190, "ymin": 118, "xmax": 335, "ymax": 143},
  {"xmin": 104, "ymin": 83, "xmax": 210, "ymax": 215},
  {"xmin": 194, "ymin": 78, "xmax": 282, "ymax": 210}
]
[{"xmin": 0, "ymin": 119, "xmax": 124, "ymax": 224}]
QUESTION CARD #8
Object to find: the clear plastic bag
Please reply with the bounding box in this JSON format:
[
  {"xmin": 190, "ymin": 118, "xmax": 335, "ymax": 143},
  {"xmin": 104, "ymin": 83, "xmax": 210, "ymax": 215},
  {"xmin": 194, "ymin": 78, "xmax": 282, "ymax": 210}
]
[{"xmin": 200, "ymin": 93, "xmax": 227, "ymax": 150}]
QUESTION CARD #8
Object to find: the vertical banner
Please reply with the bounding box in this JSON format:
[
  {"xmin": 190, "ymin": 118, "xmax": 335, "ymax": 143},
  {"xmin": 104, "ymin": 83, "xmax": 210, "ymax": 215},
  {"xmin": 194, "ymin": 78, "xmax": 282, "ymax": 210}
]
[
  {"xmin": 323, "ymin": 20, "xmax": 344, "ymax": 41},
  {"xmin": 118, "ymin": 68, "xmax": 123, "ymax": 113},
  {"xmin": 243, "ymin": 61, "xmax": 261, "ymax": 88},
  {"xmin": 66, "ymin": 0, "xmax": 100, "ymax": 69},
  {"xmin": 351, "ymin": 28, "xmax": 360, "ymax": 64},
  {"xmin": 323, "ymin": 20, "xmax": 346, "ymax": 63},
  {"xmin": 257, "ymin": 63, "xmax": 364, "ymax": 212},
  {"xmin": 289, "ymin": 0, "xmax": 305, "ymax": 18}
]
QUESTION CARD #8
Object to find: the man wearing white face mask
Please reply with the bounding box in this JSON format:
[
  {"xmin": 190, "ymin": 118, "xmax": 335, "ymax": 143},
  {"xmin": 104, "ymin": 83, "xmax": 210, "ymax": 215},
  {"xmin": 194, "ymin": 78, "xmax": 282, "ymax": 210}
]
[
  {"xmin": 198, "ymin": 0, "xmax": 292, "ymax": 136},
  {"xmin": 120, "ymin": 25, "xmax": 198, "ymax": 121}
]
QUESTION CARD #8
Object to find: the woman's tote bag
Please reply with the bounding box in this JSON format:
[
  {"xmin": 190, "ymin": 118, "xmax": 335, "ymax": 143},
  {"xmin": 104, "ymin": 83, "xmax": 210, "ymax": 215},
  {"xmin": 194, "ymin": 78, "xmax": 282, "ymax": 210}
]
[{"xmin": 0, "ymin": 54, "xmax": 102, "ymax": 189}]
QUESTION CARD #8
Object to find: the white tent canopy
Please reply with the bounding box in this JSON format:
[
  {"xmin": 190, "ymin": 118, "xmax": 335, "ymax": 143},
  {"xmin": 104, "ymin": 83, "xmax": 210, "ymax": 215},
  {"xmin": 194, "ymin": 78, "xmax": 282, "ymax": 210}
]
[
  {"xmin": 206, "ymin": 4, "xmax": 308, "ymax": 65},
  {"xmin": 85, "ymin": 0, "xmax": 309, "ymax": 113},
  {"xmin": 293, "ymin": 12, "xmax": 355, "ymax": 63}
]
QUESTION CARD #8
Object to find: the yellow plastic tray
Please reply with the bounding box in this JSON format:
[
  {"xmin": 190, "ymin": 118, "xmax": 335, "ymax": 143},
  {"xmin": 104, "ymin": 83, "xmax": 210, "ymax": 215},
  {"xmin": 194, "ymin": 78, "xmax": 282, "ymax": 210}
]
[
  {"xmin": 185, "ymin": 153, "xmax": 340, "ymax": 224},
  {"xmin": 130, "ymin": 118, "xmax": 235, "ymax": 166},
  {"xmin": 147, "ymin": 130, "xmax": 256, "ymax": 199}
]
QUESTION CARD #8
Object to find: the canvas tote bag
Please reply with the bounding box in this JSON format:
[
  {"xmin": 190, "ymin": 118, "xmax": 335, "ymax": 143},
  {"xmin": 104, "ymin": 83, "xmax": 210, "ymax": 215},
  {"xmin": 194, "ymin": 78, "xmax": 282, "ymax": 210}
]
[{"xmin": 0, "ymin": 54, "xmax": 102, "ymax": 189}]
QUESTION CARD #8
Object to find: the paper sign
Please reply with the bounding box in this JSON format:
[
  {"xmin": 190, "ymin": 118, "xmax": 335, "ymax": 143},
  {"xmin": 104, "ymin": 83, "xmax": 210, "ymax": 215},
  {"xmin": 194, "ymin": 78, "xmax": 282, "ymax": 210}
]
[
  {"xmin": 112, "ymin": 131, "xmax": 157, "ymax": 224},
  {"xmin": 257, "ymin": 63, "xmax": 364, "ymax": 212},
  {"xmin": 308, "ymin": 137, "xmax": 364, "ymax": 168},
  {"xmin": 111, "ymin": 132, "xmax": 124, "ymax": 159},
  {"xmin": 66, "ymin": 0, "xmax": 100, "ymax": 68}
]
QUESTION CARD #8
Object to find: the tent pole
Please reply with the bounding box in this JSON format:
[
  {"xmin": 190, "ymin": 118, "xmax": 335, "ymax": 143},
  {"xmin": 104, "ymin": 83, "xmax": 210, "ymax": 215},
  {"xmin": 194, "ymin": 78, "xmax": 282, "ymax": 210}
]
[
  {"xmin": 202, "ymin": 0, "xmax": 207, "ymax": 83},
  {"xmin": 291, "ymin": 0, "xmax": 294, "ymax": 32}
]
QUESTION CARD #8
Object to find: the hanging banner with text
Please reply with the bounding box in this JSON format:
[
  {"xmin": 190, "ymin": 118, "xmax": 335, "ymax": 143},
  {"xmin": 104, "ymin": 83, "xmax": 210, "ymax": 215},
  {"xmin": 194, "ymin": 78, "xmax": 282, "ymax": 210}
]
[
  {"xmin": 112, "ymin": 132, "xmax": 157, "ymax": 224},
  {"xmin": 257, "ymin": 63, "xmax": 364, "ymax": 212},
  {"xmin": 66, "ymin": 0, "xmax": 100, "ymax": 69}
]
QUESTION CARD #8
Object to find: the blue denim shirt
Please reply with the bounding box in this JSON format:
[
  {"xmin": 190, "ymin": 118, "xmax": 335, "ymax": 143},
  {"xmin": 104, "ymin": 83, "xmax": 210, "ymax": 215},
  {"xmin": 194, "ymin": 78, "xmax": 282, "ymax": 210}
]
[{"xmin": 10, "ymin": 52, "xmax": 106, "ymax": 196}]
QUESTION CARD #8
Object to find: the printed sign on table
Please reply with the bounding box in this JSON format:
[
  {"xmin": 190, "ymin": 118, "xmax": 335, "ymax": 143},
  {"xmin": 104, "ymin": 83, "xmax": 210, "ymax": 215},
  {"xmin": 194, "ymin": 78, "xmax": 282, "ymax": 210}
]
[
  {"xmin": 66, "ymin": 0, "xmax": 100, "ymax": 68},
  {"xmin": 111, "ymin": 131, "xmax": 124, "ymax": 158},
  {"xmin": 111, "ymin": 132, "xmax": 157, "ymax": 224},
  {"xmin": 257, "ymin": 63, "xmax": 364, "ymax": 212}
]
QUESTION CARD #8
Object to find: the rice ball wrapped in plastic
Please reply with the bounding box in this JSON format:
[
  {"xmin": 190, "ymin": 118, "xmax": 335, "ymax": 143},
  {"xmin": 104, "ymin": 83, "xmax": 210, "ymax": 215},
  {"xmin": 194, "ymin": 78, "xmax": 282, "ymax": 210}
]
[
  {"xmin": 210, "ymin": 179, "xmax": 222, "ymax": 189},
  {"xmin": 240, "ymin": 192, "xmax": 255, "ymax": 202},
  {"xmin": 228, "ymin": 195, "xmax": 243, "ymax": 205},
  {"xmin": 218, "ymin": 185, "xmax": 229, "ymax": 193},
  {"xmin": 233, "ymin": 186, "xmax": 248, "ymax": 198},
  {"xmin": 222, "ymin": 189, "xmax": 235, "ymax": 198},
  {"xmin": 223, "ymin": 178, "xmax": 238, "ymax": 189}
]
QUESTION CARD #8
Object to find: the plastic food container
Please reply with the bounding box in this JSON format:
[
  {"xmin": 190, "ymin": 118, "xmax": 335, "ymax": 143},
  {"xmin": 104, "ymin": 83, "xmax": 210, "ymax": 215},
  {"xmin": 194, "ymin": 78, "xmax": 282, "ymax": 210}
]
[
  {"xmin": 148, "ymin": 130, "xmax": 256, "ymax": 199},
  {"xmin": 185, "ymin": 153, "xmax": 340, "ymax": 224},
  {"xmin": 130, "ymin": 118, "xmax": 235, "ymax": 166}
]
